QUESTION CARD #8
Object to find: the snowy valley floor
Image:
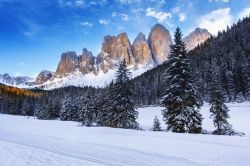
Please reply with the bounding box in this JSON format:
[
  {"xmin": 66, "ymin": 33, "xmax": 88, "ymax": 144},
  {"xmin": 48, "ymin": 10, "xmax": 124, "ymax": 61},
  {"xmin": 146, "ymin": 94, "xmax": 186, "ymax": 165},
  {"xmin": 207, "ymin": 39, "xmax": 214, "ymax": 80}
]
[{"xmin": 0, "ymin": 103, "xmax": 250, "ymax": 166}]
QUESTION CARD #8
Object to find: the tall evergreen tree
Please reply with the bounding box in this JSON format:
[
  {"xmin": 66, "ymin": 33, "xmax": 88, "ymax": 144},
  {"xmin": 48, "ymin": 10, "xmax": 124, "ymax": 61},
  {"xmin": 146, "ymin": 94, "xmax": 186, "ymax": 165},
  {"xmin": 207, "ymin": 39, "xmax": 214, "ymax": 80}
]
[
  {"xmin": 161, "ymin": 27, "xmax": 203, "ymax": 133},
  {"xmin": 81, "ymin": 89, "xmax": 96, "ymax": 126},
  {"xmin": 102, "ymin": 59, "xmax": 138, "ymax": 129},
  {"xmin": 96, "ymin": 81, "xmax": 115, "ymax": 126},
  {"xmin": 210, "ymin": 89, "xmax": 232, "ymax": 135}
]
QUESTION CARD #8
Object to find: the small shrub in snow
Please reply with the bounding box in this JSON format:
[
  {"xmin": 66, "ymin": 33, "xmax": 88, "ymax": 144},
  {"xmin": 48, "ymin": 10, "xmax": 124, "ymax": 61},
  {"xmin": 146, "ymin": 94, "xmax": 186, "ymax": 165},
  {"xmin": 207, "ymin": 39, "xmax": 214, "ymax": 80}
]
[{"xmin": 152, "ymin": 116, "xmax": 162, "ymax": 131}]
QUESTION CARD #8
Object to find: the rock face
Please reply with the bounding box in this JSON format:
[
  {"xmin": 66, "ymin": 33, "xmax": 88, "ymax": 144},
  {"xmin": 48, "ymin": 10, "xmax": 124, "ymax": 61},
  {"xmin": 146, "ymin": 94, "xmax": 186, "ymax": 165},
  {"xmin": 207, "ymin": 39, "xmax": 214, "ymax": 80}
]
[
  {"xmin": 56, "ymin": 51, "xmax": 78, "ymax": 76},
  {"xmin": 183, "ymin": 28, "xmax": 211, "ymax": 51},
  {"xmin": 132, "ymin": 32, "xmax": 154, "ymax": 66},
  {"xmin": 148, "ymin": 24, "xmax": 172, "ymax": 64},
  {"xmin": 55, "ymin": 48, "xmax": 97, "ymax": 76},
  {"xmin": 97, "ymin": 33, "xmax": 135, "ymax": 73},
  {"xmin": 35, "ymin": 70, "xmax": 53, "ymax": 84},
  {"xmin": 79, "ymin": 48, "xmax": 96, "ymax": 74}
]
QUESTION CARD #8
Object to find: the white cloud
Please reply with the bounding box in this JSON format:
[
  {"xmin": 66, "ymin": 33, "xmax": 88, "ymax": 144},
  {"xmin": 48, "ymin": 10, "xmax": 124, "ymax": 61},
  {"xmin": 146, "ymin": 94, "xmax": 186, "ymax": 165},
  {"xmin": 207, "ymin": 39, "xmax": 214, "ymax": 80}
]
[
  {"xmin": 239, "ymin": 7, "xmax": 250, "ymax": 19},
  {"xmin": 197, "ymin": 8, "xmax": 232, "ymax": 35},
  {"xmin": 99, "ymin": 19, "xmax": 109, "ymax": 25},
  {"xmin": 111, "ymin": 12, "xmax": 117, "ymax": 17},
  {"xmin": 89, "ymin": 0, "xmax": 107, "ymax": 6},
  {"xmin": 208, "ymin": 0, "xmax": 230, "ymax": 3},
  {"xmin": 121, "ymin": 13, "xmax": 129, "ymax": 21},
  {"xmin": 111, "ymin": 12, "xmax": 130, "ymax": 21},
  {"xmin": 146, "ymin": 7, "xmax": 172, "ymax": 23},
  {"xmin": 179, "ymin": 13, "xmax": 186, "ymax": 22},
  {"xmin": 80, "ymin": 21, "xmax": 93, "ymax": 27},
  {"xmin": 75, "ymin": 0, "xmax": 85, "ymax": 7},
  {"xmin": 116, "ymin": 0, "xmax": 140, "ymax": 4},
  {"xmin": 172, "ymin": 6, "xmax": 180, "ymax": 13},
  {"xmin": 159, "ymin": 0, "xmax": 167, "ymax": 4}
]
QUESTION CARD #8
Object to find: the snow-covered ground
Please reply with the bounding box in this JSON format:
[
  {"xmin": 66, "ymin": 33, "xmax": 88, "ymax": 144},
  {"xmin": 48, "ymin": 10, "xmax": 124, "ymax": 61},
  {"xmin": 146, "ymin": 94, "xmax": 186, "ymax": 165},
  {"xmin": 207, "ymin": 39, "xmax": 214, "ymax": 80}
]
[{"xmin": 0, "ymin": 103, "xmax": 250, "ymax": 166}]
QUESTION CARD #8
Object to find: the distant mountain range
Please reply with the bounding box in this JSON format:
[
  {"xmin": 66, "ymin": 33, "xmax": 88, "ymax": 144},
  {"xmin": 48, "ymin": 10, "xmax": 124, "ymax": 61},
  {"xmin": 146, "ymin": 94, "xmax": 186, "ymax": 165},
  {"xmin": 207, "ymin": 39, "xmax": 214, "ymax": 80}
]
[{"xmin": 0, "ymin": 24, "xmax": 211, "ymax": 89}]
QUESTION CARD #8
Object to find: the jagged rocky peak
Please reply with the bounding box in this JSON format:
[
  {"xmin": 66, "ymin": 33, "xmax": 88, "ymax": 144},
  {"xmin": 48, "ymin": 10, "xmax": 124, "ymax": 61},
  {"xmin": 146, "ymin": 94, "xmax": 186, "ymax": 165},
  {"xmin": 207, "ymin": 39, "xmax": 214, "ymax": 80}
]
[
  {"xmin": 183, "ymin": 28, "xmax": 211, "ymax": 51},
  {"xmin": 102, "ymin": 35, "xmax": 116, "ymax": 54},
  {"xmin": 79, "ymin": 48, "xmax": 97, "ymax": 74},
  {"xmin": 97, "ymin": 32, "xmax": 135, "ymax": 73},
  {"xmin": 148, "ymin": 24, "xmax": 173, "ymax": 64},
  {"xmin": 56, "ymin": 51, "xmax": 78, "ymax": 76},
  {"xmin": 113, "ymin": 32, "xmax": 135, "ymax": 65},
  {"xmin": 36, "ymin": 70, "xmax": 53, "ymax": 84},
  {"xmin": 132, "ymin": 32, "xmax": 154, "ymax": 66}
]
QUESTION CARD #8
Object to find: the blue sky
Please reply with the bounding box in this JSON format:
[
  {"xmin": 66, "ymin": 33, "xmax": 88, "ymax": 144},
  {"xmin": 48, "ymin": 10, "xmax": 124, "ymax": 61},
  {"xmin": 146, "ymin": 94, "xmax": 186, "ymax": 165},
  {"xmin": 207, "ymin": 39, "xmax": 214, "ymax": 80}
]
[{"xmin": 0, "ymin": 0, "xmax": 250, "ymax": 77}]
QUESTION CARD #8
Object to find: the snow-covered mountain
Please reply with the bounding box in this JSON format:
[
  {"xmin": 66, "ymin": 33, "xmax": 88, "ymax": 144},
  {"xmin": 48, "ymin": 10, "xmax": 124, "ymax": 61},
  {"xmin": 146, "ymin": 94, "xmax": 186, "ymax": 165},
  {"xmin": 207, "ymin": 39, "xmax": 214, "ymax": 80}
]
[
  {"xmin": 1, "ymin": 24, "xmax": 211, "ymax": 90},
  {"xmin": 0, "ymin": 73, "xmax": 33, "ymax": 87}
]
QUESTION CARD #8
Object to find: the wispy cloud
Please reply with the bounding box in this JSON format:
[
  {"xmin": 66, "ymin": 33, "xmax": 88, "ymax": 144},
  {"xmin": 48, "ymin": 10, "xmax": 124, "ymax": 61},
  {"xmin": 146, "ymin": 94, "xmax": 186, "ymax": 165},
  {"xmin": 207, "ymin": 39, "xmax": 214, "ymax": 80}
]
[
  {"xmin": 121, "ymin": 13, "xmax": 129, "ymax": 21},
  {"xmin": 146, "ymin": 7, "xmax": 172, "ymax": 23},
  {"xmin": 75, "ymin": 0, "xmax": 85, "ymax": 7},
  {"xmin": 19, "ymin": 20, "xmax": 43, "ymax": 38},
  {"xmin": 111, "ymin": 12, "xmax": 117, "ymax": 17},
  {"xmin": 80, "ymin": 21, "xmax": 93, "ymax": 27},
  {"xmin": 59, "ymin": 0, "xmax": 107, "ymax": 8},
  {"xmin": 111, "ymin": 12, "xmax": 130, "ymax": 21},
  {"xmin": 99, "ymin": 19, "xmax": 109, "ymax": 25},
  {"xmin": 208, "ymin": 0, "xmax": 230, "ymax": 3},
  {"xmin": 197, "ymin": 8, "xmax": 232, "ymax": 35},
  {"xmin": 116, "ymin": 0, "xmax": 141, "ymax": 4},
  {"xmin": 179, "ymin": 13, "xmax": 186, "ymax": 22}
]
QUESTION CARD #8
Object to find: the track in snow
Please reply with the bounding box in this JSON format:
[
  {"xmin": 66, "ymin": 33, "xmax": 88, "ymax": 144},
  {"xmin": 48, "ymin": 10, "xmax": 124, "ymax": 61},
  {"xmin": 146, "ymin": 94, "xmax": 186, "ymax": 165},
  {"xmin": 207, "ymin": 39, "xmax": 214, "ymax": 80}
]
[{"xmin": 0, "ymin": 138, "xmax": 122, "ymax": 166}]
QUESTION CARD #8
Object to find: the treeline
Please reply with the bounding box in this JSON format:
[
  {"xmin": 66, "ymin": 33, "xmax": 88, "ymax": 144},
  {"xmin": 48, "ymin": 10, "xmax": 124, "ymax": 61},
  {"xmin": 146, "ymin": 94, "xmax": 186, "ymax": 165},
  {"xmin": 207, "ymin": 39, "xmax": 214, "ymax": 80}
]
[
  {"xmin": 130, "ymin": 16, "xmax": 250, "ymax": 105},
  {"xmin": 0, "ymin": 84, "xmax": 42, "ymax": 115}
]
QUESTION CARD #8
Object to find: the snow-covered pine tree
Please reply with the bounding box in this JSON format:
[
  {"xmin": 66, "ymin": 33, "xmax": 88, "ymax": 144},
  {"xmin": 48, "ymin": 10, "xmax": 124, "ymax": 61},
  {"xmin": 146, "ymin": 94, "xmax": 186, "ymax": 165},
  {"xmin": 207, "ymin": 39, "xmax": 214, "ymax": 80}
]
[
  {"xmin": 96, "ymin": 81, "xmax": 115, "ymax": 126},
  {"xmin": 81, "ymin": 89, "xmax": 96, "ymax": 126},
  {"xmin": 209, "ymin": 88, "xmax": 232, "ymax": 135},
  {"xmin": 161, "ymin": 27, "xmax": 203, "ymax": 133},
  {"xmin": 60, "ymin": 96, "xmax": 79, "ymax": 121},
  {"xmin": 236, "ymin": 92, "xmax": 245, "ymax": 103},
  {"xmin": 103, "ymin": 59, "xmax": 139, "ymax": 129},
  {"xmin": 21, "ymin": 98, "xmax": 33, "ymax": 116},
  {"xmin": 152, "ymin": 116, "xmax": 162, "ymax": 131},
  {"xmin": 34, "ymin": 98, "xmax": 48, "ymax": 119}
]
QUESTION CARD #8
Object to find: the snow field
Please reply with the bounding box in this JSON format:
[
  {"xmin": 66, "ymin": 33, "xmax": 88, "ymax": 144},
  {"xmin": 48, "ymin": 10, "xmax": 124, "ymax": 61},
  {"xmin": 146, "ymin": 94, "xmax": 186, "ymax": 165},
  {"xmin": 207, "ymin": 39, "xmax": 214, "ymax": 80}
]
[{"xmin": 0, "ymin": 103, "xmax": 249, "ymax": 166}]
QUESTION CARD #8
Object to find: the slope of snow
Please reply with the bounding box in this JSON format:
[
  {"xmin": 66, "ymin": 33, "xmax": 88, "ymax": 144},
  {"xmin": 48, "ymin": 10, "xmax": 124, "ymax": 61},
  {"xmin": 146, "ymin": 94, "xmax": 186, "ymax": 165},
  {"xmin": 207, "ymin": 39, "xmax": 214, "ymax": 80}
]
[
  {"xmin": 0, "ymin": 103, "xmax": 250, "ymax": 166},
  {"xmin": 28, "ymin": 65, "xmax": 152, "ymax": 90}
]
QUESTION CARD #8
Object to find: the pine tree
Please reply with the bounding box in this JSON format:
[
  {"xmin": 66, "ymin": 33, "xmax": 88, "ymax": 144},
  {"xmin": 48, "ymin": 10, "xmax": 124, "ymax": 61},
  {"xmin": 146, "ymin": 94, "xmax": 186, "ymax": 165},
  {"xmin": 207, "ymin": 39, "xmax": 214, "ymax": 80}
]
[
  {"xmin": 81, "ymin": 89, "xmax": 96, "ymax": 126},
  {"xmin": 102, "ymin": 59, "xmax": 139, "ymax": 129},
  {"xmin": 96, "ymin": 81, "xmax": 115, "ymax": 126},
  {"xmin": 152, "ymin": 116, "xmax": 162, "ymax": 131},
  {"xmin": 60, "ymin": 96, "xmax": 79, "ymax": 121},
  {"xmin": 236, "ymin": 92, "xmax": 245, "ymax": 103},
  {"xmin": 161, "ymin": 27, "xmax": 203, "ymax": 133},
  {"xmin": 210, "ymin": 89, "xmax": 232, "ymax": 135},
  {"xmin": 21, "ymin": 98, "xmax": 33, "ymax": 116}
]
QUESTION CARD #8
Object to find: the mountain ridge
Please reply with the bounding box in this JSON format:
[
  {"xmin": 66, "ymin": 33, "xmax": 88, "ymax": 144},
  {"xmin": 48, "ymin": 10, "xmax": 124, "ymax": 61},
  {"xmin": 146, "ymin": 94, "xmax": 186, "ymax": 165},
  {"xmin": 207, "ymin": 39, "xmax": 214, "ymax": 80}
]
[{"xmin": 0, "ymin": 24, "xmax": 211, "ymax": 89}]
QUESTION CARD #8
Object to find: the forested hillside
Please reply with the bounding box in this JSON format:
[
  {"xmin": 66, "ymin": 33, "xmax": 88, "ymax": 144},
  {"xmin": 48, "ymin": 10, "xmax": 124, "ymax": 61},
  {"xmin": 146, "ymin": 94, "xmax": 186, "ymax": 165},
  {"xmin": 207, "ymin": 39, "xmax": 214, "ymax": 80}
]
[{"xmin": 130, "ymin": 17, "xmax": 250, "ymax": 105}]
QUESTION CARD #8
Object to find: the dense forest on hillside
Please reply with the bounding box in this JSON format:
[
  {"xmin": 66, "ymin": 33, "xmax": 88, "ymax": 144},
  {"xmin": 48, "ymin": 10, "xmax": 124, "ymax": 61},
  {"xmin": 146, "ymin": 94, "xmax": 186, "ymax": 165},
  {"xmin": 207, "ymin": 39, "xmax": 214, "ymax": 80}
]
[{"xmin": 130, "ymin": 17, "xmax": 250, "ymax": 105}]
